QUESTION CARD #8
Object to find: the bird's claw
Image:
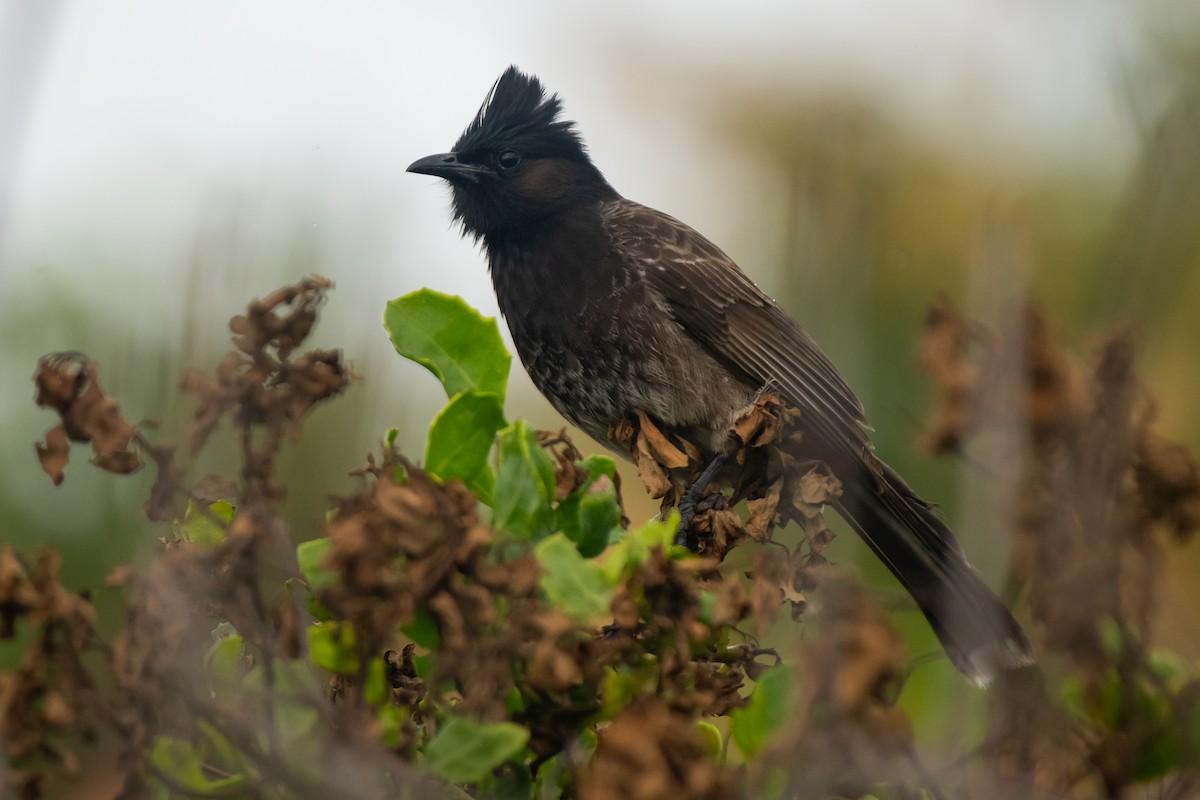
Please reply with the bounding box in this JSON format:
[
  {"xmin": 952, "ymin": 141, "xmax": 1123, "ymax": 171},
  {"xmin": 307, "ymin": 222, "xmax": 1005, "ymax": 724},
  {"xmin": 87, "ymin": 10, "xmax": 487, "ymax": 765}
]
[{"xmin": 674, "ymin": 500, "xmax": 697, "ymax": 547}]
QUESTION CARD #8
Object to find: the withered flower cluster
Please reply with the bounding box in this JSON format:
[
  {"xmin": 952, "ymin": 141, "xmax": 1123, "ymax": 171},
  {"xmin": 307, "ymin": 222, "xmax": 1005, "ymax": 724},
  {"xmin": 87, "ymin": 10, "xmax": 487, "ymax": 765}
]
[{"xmin": 920, "ymin": 300, "xmax": 1200, "ymax": 797}]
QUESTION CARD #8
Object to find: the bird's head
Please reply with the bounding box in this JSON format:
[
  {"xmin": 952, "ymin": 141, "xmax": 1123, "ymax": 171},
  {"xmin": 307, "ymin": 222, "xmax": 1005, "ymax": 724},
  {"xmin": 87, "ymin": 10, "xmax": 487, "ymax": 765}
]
[{"xmin": 408, "ymin": 66, "xmax": 613, "ymax": 242}]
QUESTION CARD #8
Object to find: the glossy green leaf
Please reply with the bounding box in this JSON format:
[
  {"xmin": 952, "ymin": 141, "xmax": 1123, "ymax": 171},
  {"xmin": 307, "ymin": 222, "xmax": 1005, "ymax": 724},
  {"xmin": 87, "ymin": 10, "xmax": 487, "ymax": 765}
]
[
  {"xmin": 577, "ymin": 454, "xmax": 617, "ymax": 481},
  {"xmin": 424, "ymin": 717, "xmax": 530, "ymax": 784},
  {"xmin": 425, "ymin": 390, "xmax": 504, "ymax": 502},
  {"xmin": 493, "ymin": 421, "xmax": 556, "ymax": 538},
  {"xmin": 384, "ymin": 289, "xmax": 511, "ymax": 401},
  {"xmin": 575, "ymin": 490, "xmax": 623, "ymax": 557},
  {"xmin": 535, "ymin": 533, "xmax": 613, "ymax": 622}
]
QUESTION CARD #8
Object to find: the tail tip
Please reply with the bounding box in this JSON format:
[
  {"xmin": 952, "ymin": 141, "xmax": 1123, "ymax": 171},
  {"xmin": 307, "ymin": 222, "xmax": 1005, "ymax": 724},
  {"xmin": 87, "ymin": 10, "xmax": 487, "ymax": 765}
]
[{"xmin": 961, "ymin": 637, "xmax": 1036, "ymax": 687}]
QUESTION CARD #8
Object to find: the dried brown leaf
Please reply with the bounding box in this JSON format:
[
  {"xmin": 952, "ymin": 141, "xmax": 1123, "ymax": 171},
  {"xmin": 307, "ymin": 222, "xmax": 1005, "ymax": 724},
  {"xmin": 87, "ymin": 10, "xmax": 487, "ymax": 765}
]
[
  {"xmin": 743, "ymin": 493, "xmax": 779, "ymax": 542},
  {"xmin": 33, "ymin": 353, "xmax": 141, "ymax": 482},
  {"xmin": 632, "ymin": 439, "xmax": 673, "ymax": 499},
  {"xmin": 917, "ymin": 299, "xmax": 983, "ymax": 454},
  {"xmin": 1136, "ymin": 428, "xmax": 1200, "ymax": 542},
  {"xmin": 730, "ymin": 391, "xmax": 784, "ymax": 447},
  {"xmin": 634, "ymin": 410, "xmax": 689, "ymax": 470},
  {"xmin": 577, "ymin": 699, "xmax": 735, "ymax": 800},
  {"xmin": 34, "ymin": 423, "xmax": 70, "ymax": 486}
]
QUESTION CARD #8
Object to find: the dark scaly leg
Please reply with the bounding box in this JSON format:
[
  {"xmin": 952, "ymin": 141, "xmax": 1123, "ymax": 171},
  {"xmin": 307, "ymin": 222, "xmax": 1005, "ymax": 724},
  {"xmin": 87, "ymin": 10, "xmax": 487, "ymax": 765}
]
[{"xmin": 674, "ymin": 451, "xmax": 729, "ymax": 546}]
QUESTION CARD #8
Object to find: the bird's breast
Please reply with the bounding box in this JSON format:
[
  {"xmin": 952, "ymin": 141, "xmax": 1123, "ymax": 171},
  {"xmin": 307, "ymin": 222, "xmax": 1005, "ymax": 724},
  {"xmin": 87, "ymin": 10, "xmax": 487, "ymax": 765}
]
[{"xmin": 488, "ymin": 232, "xmax": 753, "ymax": 455}]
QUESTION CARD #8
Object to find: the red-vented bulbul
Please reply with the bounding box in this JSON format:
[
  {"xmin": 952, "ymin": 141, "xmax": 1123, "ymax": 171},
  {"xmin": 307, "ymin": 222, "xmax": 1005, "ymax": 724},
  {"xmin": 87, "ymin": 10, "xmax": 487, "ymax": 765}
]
[{"xmin": 408, "ymin": 66, "xmax": 1032, "ymax": 684}]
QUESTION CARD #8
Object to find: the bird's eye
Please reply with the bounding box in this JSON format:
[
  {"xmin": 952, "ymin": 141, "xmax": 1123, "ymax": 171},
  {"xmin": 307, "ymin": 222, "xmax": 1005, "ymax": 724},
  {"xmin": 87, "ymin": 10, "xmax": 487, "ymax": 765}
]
[{"xmin": 496, "ymin": 150, "xmax": 521, "ymax": 171}]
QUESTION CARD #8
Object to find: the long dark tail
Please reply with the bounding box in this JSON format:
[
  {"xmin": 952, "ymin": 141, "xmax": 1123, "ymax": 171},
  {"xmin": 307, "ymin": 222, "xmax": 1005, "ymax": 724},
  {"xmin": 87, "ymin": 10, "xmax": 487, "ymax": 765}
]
[{"xmin": 833, "ymin": 456, "xmax": 1032, "ymax": 685}]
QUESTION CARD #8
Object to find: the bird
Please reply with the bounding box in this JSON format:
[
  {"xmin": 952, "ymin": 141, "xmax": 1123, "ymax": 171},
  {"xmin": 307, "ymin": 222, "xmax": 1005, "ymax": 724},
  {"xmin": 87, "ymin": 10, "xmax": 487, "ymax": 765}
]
[{"xmin": 407, "ymin": 66, "xmax": 1032, "ymax": 685}]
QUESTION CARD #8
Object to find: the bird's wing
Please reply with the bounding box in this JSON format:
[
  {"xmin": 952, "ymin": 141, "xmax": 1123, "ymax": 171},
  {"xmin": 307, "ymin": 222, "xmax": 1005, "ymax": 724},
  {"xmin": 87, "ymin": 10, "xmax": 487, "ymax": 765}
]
[{"xmin": 601, "ymin": 199, "xmax": 871, "ymax": 452}]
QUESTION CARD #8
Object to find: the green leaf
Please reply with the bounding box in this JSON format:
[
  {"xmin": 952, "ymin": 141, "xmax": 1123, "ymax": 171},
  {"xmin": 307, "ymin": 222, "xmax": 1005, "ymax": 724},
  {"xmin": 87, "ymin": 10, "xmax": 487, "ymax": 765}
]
[
  {"xmin": 535, "ymin": 533, "xmax": 613, "ymax": 622},
  {"xmin": 1057, "ymin": 675, "xmax": 1083, "ymax": 718},
  {"xmin": 414, "ymin": 652, "xmax": 436, "ymax": 680},
  {"xmin": 1096, "ymin": 615, "xmax": 1124, "ymax": 657},
  {"xmin": 600, "ymin": 661, "xmax": 658, "ymax": 719},
  {"xmin": 283, "ymin": 575, "xmax": 333, "ymax": 621},
  {"xmin": 402, "ymin": 606, "xmax": 440, "ymax": 649},
  {"xmin": 695, "ymin": 590, "xmax": 718, "ymax": 625},
  {"xmin": 696, "ymin": 721, "xmax": 724, "ymax": 761},
  {"xmin": 1177, "ymin": 684, "xmax": 1200, "ymax": 767},
  {"xmin": 1092, "ymin": 668, "xmax": 1124, "ymax": 729},
  {"xmin": 424, "ymin": 717, "xmax": 530, "ymax": 784},
  {"xmin": 575, "ymin": 490, "xmax": 623, "ymax": 557},
  {"xmin": 425, "ymin": 391, "xmax": 505, "ymax": 501},
  {"xmin": 731, "ymin": 666, "xmax": 792, "ymax": 759},
  {"xmin": 174, "ymin": 500, "xmax": 234, "ymax": 547},
  {"xmin": 241, "ymin": 661, "xmax": 323, "ymax": 761},
  {"xmin": 532, "ymin": 730, "xmax": 596, "ymax": 799},
  {"xmin": 363, "ymin": 656, "xmax": 388, "ymax": 706},
  {"xmin": 384, "ymin": 289, "xmax": 511, "ymax": 401},
  {"xmin": 577, "ymin": 454, "xmax": 617, "ymax": 482},
  {"xmin": 483, "ymin": 762, "xmax": 534, "ymax": 800},
  {"xmin": 1149, "ymin": 648, "xmax": 1191, "ymax": 693},
  {"xmin": 307, "ymin": 622, "xmax": 359, "ymax": 675},
  {"xmin": 1132, "ymin": 726, "xmax": 1177, "ymax": 781},
  {"xmin": 378, "ymin": 704, "xmax": 408, "ymax": 749},
  {"xmin": 556, "ymin": 455, "xmax": 622, "ymax": 557},
  {"xmin": 307, "ymin": 595, "xmax": 333, "ymax": 622},
  {"xmin": 492, "ymin": 421, "xmax": 556, "ymax": 539},
  {"xmin": 150, "ymin": 737, "xmax": 246, "ymax": 794},
  {"xmin": 601, "ymin": 515, "xmax": 678, "ymax": 582},
  {"xmin": 206, "ymin": 633, "xmax": 244, "ymax": 690},
  {"xmin": 296, "ymin": 537, "xmax": 336, "ymax": 591}
]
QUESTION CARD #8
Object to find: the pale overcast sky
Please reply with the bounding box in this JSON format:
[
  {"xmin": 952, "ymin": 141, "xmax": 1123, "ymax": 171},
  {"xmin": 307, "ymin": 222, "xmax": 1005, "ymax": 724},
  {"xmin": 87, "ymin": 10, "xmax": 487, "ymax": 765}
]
[
  {"xmin": 0, "ymin": 0, "xmax": 1165, "ymax": 488},
  {"xmin": 1, "ymin": 0, "xmax": 1146, "ymax": 303}
]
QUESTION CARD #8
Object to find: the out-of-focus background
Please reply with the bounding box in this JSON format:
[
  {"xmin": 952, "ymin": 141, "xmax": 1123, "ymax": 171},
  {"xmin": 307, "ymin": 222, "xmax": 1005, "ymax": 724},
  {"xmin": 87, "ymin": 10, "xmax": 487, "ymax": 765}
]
[{"xmin": 2, "ymin": 0, "xmax": 1198, "ymax": 754}]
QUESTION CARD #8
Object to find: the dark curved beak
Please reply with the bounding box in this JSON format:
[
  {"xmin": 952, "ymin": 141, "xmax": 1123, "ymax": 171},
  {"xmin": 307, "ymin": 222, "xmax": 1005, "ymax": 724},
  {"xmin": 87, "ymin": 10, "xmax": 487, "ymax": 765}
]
[{"xmin": 406, "ymin": 152, "xmax": 491, "ymax": 183}]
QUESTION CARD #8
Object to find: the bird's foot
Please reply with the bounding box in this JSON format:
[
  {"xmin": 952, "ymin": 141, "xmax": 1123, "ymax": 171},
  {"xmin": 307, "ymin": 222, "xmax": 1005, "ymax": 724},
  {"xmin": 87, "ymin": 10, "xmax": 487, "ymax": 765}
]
[
  {"xmin": 674, "ymin": 489, "xmax": 729, "ymax": 548},
  {"xmin": 673, "ymin": 451, "xmax": 730, "ymax": 547},
  {"xmin": 674, "ymin": 502, "xmax": 697, "ymax": 546}
]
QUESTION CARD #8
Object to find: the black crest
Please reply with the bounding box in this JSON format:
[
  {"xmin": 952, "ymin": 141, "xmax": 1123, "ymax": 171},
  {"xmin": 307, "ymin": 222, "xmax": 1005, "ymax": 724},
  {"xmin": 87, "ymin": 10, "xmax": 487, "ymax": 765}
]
[{"xmin": 453, "ymin": 66, "xmax": 588, "ymax": 162}]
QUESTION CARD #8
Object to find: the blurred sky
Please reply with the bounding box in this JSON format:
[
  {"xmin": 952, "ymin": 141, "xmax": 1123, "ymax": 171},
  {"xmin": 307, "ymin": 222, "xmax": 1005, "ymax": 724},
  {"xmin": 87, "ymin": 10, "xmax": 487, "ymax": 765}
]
[
  {"xmin": 1, "ymin": 0, "xmax": 1193, "ymax": 552},
  {"xmin": 0, "ymin": 0, "xmax": 1150, "ymax": 310}
]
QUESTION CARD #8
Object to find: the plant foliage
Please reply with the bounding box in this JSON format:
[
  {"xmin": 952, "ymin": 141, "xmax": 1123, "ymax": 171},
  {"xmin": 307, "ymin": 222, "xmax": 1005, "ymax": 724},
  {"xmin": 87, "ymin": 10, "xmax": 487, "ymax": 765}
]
[{"xmin": 7, "ymin": 278, "xmax": 1200, "ymax": 799}]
